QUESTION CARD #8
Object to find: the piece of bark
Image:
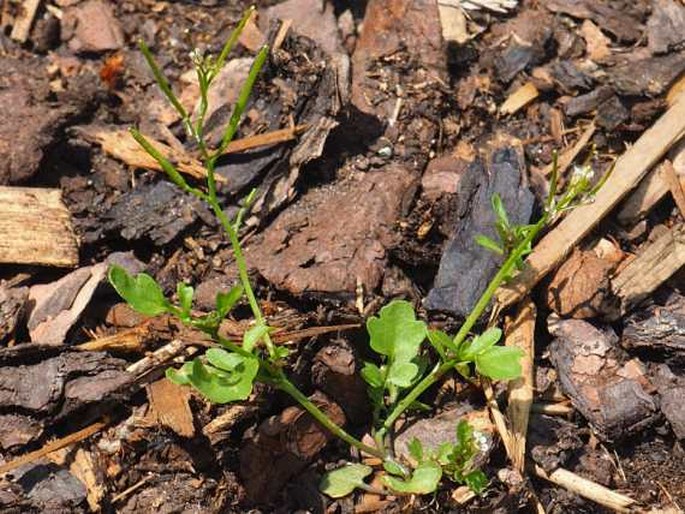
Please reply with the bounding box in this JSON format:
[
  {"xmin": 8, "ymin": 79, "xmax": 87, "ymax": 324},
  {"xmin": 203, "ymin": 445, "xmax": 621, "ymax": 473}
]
[
  {"xmin": 650, "ymin": 364, "xmax": 685, "ymax": 439},
  {"xmin": 426, "ymin": 135, "xmax": 534, "ymax": 316},
  {"xmin": 544, "ymin": 0, "xmax": 644, "ymax": 43},
  {"xmin": 146, "ymin": 378, "xmax": 195, "ymax": 438},
  {"xmin": 563, "ymin": 86, "xmax": 614, "ymax": 118},
  {"xmin": 500, "ymin": 82, "xmax": 539, "ymax": 116},
  {"xmin": 0, "ymin": 285, "xmax": 28, "ymax": 344},
  {"xmin": 420, "ymin": 146, "xmax": 474, "ymax": 201},
  {"xmin": 11, "ymin": 462, "xmax": 87, "ymax": 511},
  {"xmin": 622, "ymin": 294, "xmax": 685, "ymax": 363},
  {"xmin": 610, "ymin": 51, "xmax": 685, "ymax": 98},
  {"xmin": 311, "ymin": 341, "xmax": 370, "ymax": 425},
  {"xmin": 613, "ymin": 223, "xmax": 685, "ymax": 313},
  {"xmin": 0, "ymin": 348, "xmax": 130, "ymax": 449},
  {"xmin": 394, "ymin": 407, "xmax": 495, "ymax": 466},
  {"xmin": 28, "ymin": 252, "xmax": 143, "ymax": 345},
  {"xmin": 351, "ymin": 0, "xmax": 446, "ymax": 119},
  {"xmin": 596, "ymin": 95, "xmax": 629, "ymax": 131},
  {"xmin": 548, "ymin": 318, "xmax": 658, "ymax": 441},
  {"xmin": 0, "ymin": 187, "xmax": 78, "ymax": 267},
  {"xmin": 505, "ymin": 300, "xmax": 536, "ymax": 472},
  {"xmin": 61, "ymin": 0, "xmax": 125, "ymax": 53},
  {"xmin": 247, "ymin": 164, "xmax": 418, "ymax": 297},
  {"xmin": 528, "ymin": 414, "xmax": 584, "ymax": 472},
  {"xmin": 239, "ymin": 392, "xmax": 345, "ymax": 504},
  {"xmin": 647, "ymin": 0, "xmax": 685, "ymax": 55},
  {"xmin": 544, "ymin": 247, "xmax": 619, "ymax": 319},
  {"xmin": 102, "ymin": 181, "xmax": 209, "ymax": 246},
  {"xmin": 580, "ymin": 20, "xmax": 611, "ymax": 62},
  {"xmin": 496, "ymin": 92, "xmax": 685, "ymax": 311},
  {"xmin": 262, "ymin": 0, "xmax": 343, "ymax": 56}
]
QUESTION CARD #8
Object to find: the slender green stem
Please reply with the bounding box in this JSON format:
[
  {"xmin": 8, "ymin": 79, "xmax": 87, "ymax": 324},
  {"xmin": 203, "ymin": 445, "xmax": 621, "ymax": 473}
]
[
  {"xmin": 275, "ymin": 372, "xmax": 386, "ymax": 459},
  {"xmin": 379, "ymin": 215, "xmax": 549, "ymax": 437},
  {"xmin": 208, "ymin": 201, "xmax": 277, "ymax": 359}
]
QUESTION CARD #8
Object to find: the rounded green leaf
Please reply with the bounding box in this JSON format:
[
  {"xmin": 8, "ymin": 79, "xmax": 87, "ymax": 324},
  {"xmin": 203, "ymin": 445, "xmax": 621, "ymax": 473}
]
[
  {"xmin": 382, "ymin": 461, "xmax": 442, "ymax": 495},
  {"xmin": 459, "ymin": 327, "xmax": 502, "ymax": 360},
  {"xmin": 366, "ymin": 300, "xmax": 426, "ymax": 362},
  {"xmin": 475, "ymin": 346, "xmax": 524, "ymax": 380},
  {"xmin": 320, "ymin": 463, "xmax": 373, "ymax": 498},
  {"xmin": 360, "ymin": 362, "xmax": 383, "ymax": 388},
  {"xmin": 108, "ymin": 265, "xmax": 170, "ymax": 316},
  {"xmin": 387, "ymin": 361, "xmax": 419, "ymax": 388},
  {"xmin": 184, "ymin": 354, "xmax": 259, "ymax": 403}
]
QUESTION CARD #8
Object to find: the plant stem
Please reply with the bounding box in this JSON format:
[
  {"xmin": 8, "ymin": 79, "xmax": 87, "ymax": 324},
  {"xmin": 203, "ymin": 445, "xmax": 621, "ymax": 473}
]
[
  {"xmin": 379, "ymin": 216, "xmax": 548, "ymax": 437},
  {"xmin": 274, "ymin": 372, "xmax": 386, "ymax": 459},
  {"xmin": 208, "ymin": 201, "xmax": 277, "ymax": 359}
]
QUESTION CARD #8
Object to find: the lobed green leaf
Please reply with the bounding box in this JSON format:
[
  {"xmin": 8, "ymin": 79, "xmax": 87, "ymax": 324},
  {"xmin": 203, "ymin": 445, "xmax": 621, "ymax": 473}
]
[
  {"xmin": 320, "ymin": 463, "xmax": 373, "ymax": 498},
  {"xmin": 382, "ymin": 461, "xmax": 442, "ymax": 495},
  {"xmin": 108, "ymin": 265, "xmax": 171, "ymax": 316},
  {"xmin": 475, "ymin": 346, "xmax": 524, "ymax": 380}
]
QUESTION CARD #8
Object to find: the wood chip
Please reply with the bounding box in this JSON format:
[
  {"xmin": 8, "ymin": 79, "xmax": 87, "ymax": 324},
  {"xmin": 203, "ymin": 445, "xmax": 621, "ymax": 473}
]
[
  {"xmin": 505, "ymin": 300, "xmax": 536, "ymax": 472},
  {"xmin": 613, "ymin": 222, "xmax": 685, "ymax": 313},
  {"xmin": 0, "ymin": 187, "xmax": 78, "ymax": 267},
  {"xmin": 617, "ymin": 161, "xmax": 673, "ymax": 225},
  {"xmin": 497, "ymin": 93, "xmax": 685, "ymax": 310},
  {"xmin": 531, "ymin": 464, "xmax": 636, "ymax": 513},
  {"xmin": 10, "ymin": 0, "xmax": 41, "ymax": 42},
  {"xmin": 542, "ymin": 122, "xmax": 595, "ymax": 177},
  {"xmin": 500, "ymin": 82, "xmax": 539, "ymax": 116},
  {"xmin": 84, "ymin": 128, "xmax": 210, "ymax": 182},
  {"xmin": 147, "ymin": 378, "xmax": 195, "ymax": 438},
  {"xmin": 663, "ymin": 160, "xmax": 685, "ymax": 218}
]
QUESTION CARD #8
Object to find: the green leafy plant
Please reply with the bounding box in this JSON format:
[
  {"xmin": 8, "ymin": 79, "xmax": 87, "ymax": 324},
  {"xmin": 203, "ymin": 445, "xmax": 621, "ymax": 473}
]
[{"xmin": 108, "ymin": 8, "xmax": 610, "ymax": 504}]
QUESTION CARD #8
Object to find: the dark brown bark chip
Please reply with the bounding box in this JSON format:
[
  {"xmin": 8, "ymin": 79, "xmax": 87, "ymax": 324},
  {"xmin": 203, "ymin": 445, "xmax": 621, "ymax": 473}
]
[
  {"xmin": 311, "ymin": 341, "xmax": 371, "ymax": 426},
  {"xmin": 0, "ymin": 56, "xmax": 79, "ymax": 185},
  {"xmin": 351, "ymin": 0, "xmax": 446, "ymax": 119},
  {"xmin": 622, "ymin": 294, "xmax": 685, "ymax": 364},
  {"xmin": 528, "ymin": 414, "xmax": 584, "ymax": 472},
  {"xmin": 563, "ymin": 85, "xmax": 615, "ymax": 118},
  {"xmin": 647, "ymin": 0, "xmax": 685, "ymax": 55},
  {"xmin": 247, "ymin": 164, "xmax": 418, "ymax": 297},
  {"xmin": 610, "ymin": 51, "xmax": 685, "ymax": 97},
  {"xmin": 425, "ymin": 138, "xmax": 534, "ymax": 316},
  {"xmin": 544, "ymin": 0, "xmax": 645, "ymax": 43},
  {"xmin": 239, "ymin": 392, "xmax": 345, "ymax": 504},
  {"xmin": 13, "ymin": 462, "xmax": 87, "ymax": 512},
  {"xmin": 0, "ymin": 348, "xmax": 131, "ymax": 448},
  {"xmin": 61, "ymin": 0, "xmax": 125, "ymax": 54},
  {"xmin": 652, "ymin": 365, "xmax": 685, "ymax": 439},
  {"xmin": 544, "ymin": 248, "xmax": 618, "ymax": 319},
  {"xmin": 102, "ymin": 181, "xmax": 209, "ymax": 246},
  {"xmin": 0, "ymin": 286, "xmax": 28, "ymax": 346},
  {"xmin": 548, "ymin": 318, "xmax": 658, "ymax": 441}
]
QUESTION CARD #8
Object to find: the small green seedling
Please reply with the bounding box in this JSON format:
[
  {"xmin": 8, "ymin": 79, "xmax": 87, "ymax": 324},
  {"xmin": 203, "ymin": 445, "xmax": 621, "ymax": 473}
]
[{"xmin": 108, "ymin": 7, "xmax": 610, "ymax": 504}]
